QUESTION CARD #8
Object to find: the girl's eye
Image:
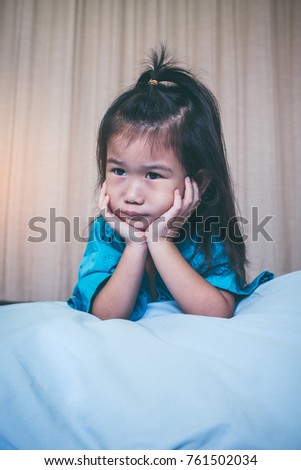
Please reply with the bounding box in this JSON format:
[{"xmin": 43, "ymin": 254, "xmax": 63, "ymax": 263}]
[
  {"xmin": 146, "ymin": 172, "xmax": 161, "ymax": 180},
  {"xmin": 113, "ymin": 168, "xmax": 126, "ymax": 176}
]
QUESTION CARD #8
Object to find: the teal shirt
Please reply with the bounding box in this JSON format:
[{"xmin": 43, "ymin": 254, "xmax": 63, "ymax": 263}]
[{"xmin": 67, "ymin": 217, "xmax": 274, "ymax": 320}]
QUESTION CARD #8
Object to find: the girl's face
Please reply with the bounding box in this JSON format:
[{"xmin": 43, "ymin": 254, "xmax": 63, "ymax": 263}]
[{"xmin": 105, "ymin": 135, "xmax": 187, "ymax": 230}]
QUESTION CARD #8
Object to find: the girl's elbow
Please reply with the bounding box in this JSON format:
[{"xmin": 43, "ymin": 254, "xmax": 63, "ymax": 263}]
[
  {"xmin": 218, "ymin": 292, "xmax": 235, "ymax": 318},
  {"xmin": 182, "ymin": 293, "xmax": 235, "ymax": 318},
  {"xmin": 220, "ymin": 307, "xmax": 234, "ymax": 319},
  {"xmin": 91, "ymin": 301, "xmax": 132, "ymax": 320}
]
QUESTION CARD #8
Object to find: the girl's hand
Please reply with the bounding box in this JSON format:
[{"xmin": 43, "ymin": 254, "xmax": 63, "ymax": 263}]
[
  {"xmin": 146, "ymin": 177, "xmax": 200, "ymax": 243},
  {"xmin": 98, "ymin": 182, "xmax": 147, "ymax": 246}
]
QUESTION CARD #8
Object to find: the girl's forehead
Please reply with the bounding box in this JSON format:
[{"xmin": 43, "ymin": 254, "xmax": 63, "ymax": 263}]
[{"xmin": 107, "ymin": 133, "xmax": 174, "ymax": 161}]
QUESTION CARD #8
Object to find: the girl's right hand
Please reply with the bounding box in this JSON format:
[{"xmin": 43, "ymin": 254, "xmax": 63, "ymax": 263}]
[{"xmin": 98, "ymin": 182, "xmax": 147, "ymax": 246}]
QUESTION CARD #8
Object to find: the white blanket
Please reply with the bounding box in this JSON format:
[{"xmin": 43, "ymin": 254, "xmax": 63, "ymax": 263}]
[{"xmin": 0, "ymin": 271, "xmax": 300, "ymax": 449}]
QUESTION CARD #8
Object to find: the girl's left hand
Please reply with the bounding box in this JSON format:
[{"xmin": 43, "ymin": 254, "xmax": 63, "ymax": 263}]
[{"xmin": 146, "ymin": 177, "xmax": 200, "ymax": 243}]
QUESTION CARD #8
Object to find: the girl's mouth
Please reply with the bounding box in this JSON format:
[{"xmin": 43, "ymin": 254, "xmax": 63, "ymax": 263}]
[{"xmin": 119, "ymin": 210, "xmax": 149, "ymax": 220}]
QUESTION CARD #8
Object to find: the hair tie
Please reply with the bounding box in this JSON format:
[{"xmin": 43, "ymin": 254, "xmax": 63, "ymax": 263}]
[{"xmin": 149, "ymin": 79, "xmax": 159, "ymax": 86}]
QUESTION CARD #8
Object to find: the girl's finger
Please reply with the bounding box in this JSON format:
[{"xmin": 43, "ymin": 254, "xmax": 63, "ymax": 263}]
[
  {"xmin": 99, "ymin": 196, "xmax": 110, "ymax": 217},
  {"xmin": 161, "ymin": 189, "xmax": 182, "ymax": 221},
  {"xmin": 99, "ymin": 181, "xmax": 107, "ymax": 199},
  {"xmin": 184, "ymin": 176, "xmax": 193, "ymax": 203},
  {"xmin": 191, "ymin": 179, "xmax": 201, "ymax": 207},
  {"xmin": 180, "ymin": 178, "xmax": 201, "ymax": 221},
  {"xmin": 171, "ymin": 189, "xmax": 183, "ymax": 214},
  {"xmin": 103, "ymin": 195, "xmax": 111, "ymax": 215},
  {"xmin": 180, "ymin": 176, "xmax": 194, "ymax": 216},
  {"xmin": 97, "ymin": 181, "xmax": 107, "ymax": 210}
]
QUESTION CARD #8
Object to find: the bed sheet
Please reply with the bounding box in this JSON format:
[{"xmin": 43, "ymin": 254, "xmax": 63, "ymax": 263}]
[{"xmin": 0, "ymin": 271, "xmax": 300, "ymax": 450}]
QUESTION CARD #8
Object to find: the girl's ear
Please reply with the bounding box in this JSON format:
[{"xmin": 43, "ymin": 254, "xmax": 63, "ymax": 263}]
[{"xmin": 196, "ymin": 169, "xmax": 212, "ymax": 196}]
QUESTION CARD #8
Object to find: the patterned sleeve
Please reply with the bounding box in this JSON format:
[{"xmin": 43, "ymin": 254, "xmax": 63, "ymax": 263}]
[
  {"xmin": 67, "ymin": 218, "xmax": 123, "ymax": 313},
  {"xmin": 191, "ymin": 240, "xmax": 274, "ymax": 298}
]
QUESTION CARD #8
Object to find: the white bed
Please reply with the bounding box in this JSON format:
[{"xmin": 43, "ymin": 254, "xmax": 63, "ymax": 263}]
[{"xmin": 0, "ymin": 271, "xmax": 300, "ymax": 450}]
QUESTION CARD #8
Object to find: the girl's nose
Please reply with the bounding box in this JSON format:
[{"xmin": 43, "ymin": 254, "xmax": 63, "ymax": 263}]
[{"xmin": 124, "ymin": 181, "xmax": 145, "ymax": 205}]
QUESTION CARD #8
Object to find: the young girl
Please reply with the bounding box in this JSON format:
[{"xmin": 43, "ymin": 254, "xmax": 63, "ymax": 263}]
[{"xmin": 67, "ymin": 47, "xmax": 273, "ymax": 321}]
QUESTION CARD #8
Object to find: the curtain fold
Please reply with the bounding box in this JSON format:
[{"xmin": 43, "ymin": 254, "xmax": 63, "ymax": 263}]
[{"xmin": 1, "ymin": 0, "xmax": 300, "ymax": 301}]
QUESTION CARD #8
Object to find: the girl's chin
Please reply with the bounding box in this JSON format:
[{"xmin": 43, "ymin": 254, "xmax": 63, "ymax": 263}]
[{"xmin": 127, "ymin": 218, "xmax": 150, "ymax": 230}]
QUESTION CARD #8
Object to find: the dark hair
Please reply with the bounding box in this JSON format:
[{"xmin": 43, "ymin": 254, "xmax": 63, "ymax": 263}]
[{"xmin": 96, "ymin": 46, "xmax": 247, "ymax": 283}]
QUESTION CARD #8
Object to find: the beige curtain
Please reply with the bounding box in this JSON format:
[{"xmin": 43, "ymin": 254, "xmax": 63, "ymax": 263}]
[{"xmin": 1, "ymin": 0, "xmax": 300, "ymax": 302}]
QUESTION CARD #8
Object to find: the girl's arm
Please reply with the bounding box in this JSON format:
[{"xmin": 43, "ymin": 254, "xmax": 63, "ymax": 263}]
[
  {"xmin": 147, "ymin": 239, "xmax": 235, "ymax": 318},
  {"xmin": 146, "ymin": 177, "xmax": 235, "ymax": 318},
  {"xmin": 91, "ymin": 183, "xmax": 147, "ymax": 320},
  {"xmin": 91, "ymin": 242, "xmax": 147, "ymax": 320}
]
